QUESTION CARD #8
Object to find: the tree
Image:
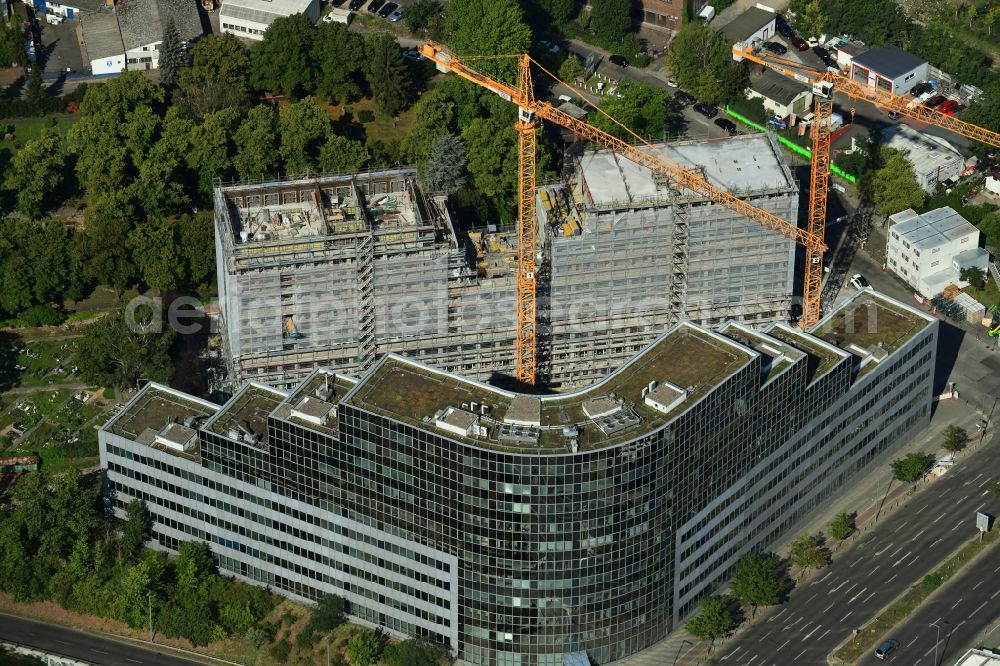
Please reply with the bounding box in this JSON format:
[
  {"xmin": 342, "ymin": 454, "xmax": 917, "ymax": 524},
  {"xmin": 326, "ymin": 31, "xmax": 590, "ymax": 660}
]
[
  {"xmin": 942, "ymin": 424, "xmax": 968, "ymax": 453},
  {"xmin": 787, "ymin": 534, "xmax": 830, "ymax": 572},
  {"xmin": 188, "ymin": 107, "xmax": 240, "ymax": 200},
  {"xmin": 685, "ymin": 596, "xmax": 732, "ymax": 650},
  {"xmin": 128, "ymin": 218, "xmax": 186, "ymax": 292},
  {"xmin": 308, "ymin": 593, "xmax": 346, "ymax": 631},
  {"xmin": 180, "ymin": 33, "xmax": 249, "ymax": 90},
  {"xmin": 462, "ymin": 117, "xmax": 518, "ymax": 206},
  {"xmin": 796, "ymin": 0, "xmax": 828, "ymax": 39},
  {"xmin": 4, "ymin": 127, "xmax": 68, "ymax": 219},
  {"xmin": 532, "ymin": 0, "xmax": 577, "ymax": 25},
  {"xmin": 133, "ymin": 109, "xmax": 194, "ymax": 215},
  {"xmin": 380, "ymin": 638, "xmax": 448, "ymax": 666},
  {"xmin": 319, "ymin": 134, "xmax": 369, "ymax": 173},
  {"xmin": 25, "ymin": 66, "xmax": 45, "ymax": 112},
  {"xmin": 827, "ymin": 512, "xmax": 854, "ymax": 540},
  {"xmin": 250, "ymin": 14, "xmax": 314, "ymax": 96},
  {"xmin": 731, "ymin": 552, "xmax": 782, "ymax": 617},
  {"xmin": 279, "ymin": 98, "xmax": 332, "ymax": 176},
  {"xmin": 0, "ymin": 218, "xmax": 76, "ymax": 316},
  {"xmin": 960, "ymin": 266, "xmax": 985, "ymax": 286},
  {"xmin": 405, "ymin": 0, "xmax": 443, "ymax": 34},
  {"xmin": 665, "ymin": 22, "xmax": 748, "ymax": 104},
  {"xmin": 76, "ymin": 190, "xmax": 137, "ymax": 295},
  {"xmin": 558, "ymin": 55, "xmax": 586, "ymax": 84},
  {"xmin": 447, "ymin": 0, "xmax": 532, "ymax": 80},
  {"xmin": 0, "ymin": 16, "xmax": 27, "ymax": 68},
  {"xmin": 890, "ymin": 452, "xmax": 934, "ymax": 484},
  {"xmin": 119, "ymin": 500, "xmax": 152, "ymax": 562},
  {"xmin": 346, "ymin": 628, "xmax": 382, "ymax": 666},
  {"xmin": 420, "ymin": 133, "xmax": 467, "ymax": 194},
  {"xmin": 234, "ymin": 105, "xmax": 279, "ymax": 181},
  {"xmin": 76, "ymin": 303, "xmax": 175, "ymax": 389},
  {"xmin": 313, "ymin": 23, "xmax": 366, "ymax": 103},
  {"xmin": 178, "ymin": 212, "xmax": 216, "ymax": 288},
  {"xmin": 868, "ymin": 147, "xmax": 925, "ymax": 215},
  {"xmin": 158, "ymin": 19, "xmax": 185, "ymax": 88},
  {"xmin": 401, "ymin": 90, "xmax": 457, "ymax": 163},
  {"xmin": 364, "ymin": 33, "xmax": 415, "ymax": 116},
  {"xmin": 591, "ymin": 80, "xmax": 674, "ymax": 141},
  {"xmin": 589, "ymin": 0, "xmax": 631, "ymax": 43}
]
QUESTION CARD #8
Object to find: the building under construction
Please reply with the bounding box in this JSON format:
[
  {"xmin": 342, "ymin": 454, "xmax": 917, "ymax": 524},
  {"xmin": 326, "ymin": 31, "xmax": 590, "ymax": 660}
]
[{"xmin": 216, "ymin": 133, "xmax": 799, "ymax": 389}]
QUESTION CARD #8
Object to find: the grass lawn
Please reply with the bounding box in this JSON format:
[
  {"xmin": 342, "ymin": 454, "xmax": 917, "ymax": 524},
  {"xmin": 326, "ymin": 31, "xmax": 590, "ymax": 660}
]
[
  {"xmin": 11, "ymin": 339, "xmax": 81, "ymax": 388},
  {"xmin": 326, "ymin": 94, "xmax": 424, "ymax": 152},
  {"xmin": 964, "ymin": 277, "xmax": 1000, "ymax": 311},
  {"xmin": 0, "ymin": 115, "xmax": 79, "ymax": 156}
]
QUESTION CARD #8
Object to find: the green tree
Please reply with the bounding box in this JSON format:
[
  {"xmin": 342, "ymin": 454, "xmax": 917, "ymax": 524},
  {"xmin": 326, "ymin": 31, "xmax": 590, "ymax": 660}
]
[
  {"xmin": 942, "ymin": 424, "xmax": 968, "ymax": 453},
  {"xmin": 591, "ymin": 80, "xmax": 674, "ymax": 141},
  {"xmin": 308, "ymin": 593, "xmax": 346, "ymax": 631},
  {"xmin": 364, "ymin": 33, "xmax": 415, "ymax": 116},
  {"xmin": 462, "ymin": 117, "xmax": 518, "ymax": 206},
  {"xmin": 250, "ymin": 14, "xmax": 315, "ymax": 96},
  {"xmin": 0, "ymin": 16, "xmax": 27, "ymax": 68},
  {"xmin": 589, "ymin": 0, "xmax": 631, "ymax": 42},
  {"xmin": 76, "ymin": 303, "xmax": 175, "ymax": 389},
  {"xmin": 405, "ymin": 0, "xmax": 443, "ymax": 34},
  {"xmin": 890, "ymin": 451, "xmax": 934, "ymax": 484},
  {"xmin": 128, "ymin": 218, "xmax": 186, "ymax": 292},
  {"xmin": 868, "ymin": 147, "xmax": 925, "ymax": 216},
  {"xmin": 189, "ymin": 107, "xmax": 240, "ymax": 200},
  {"xmin": 0, "ymin": 645, "xmax": 47, "ymax": 665},
  {"xmin": 381, "ymin": 638, "xmax": 448, "ymax": 666},
  {"xmin": 234, "ymin": 105, "xmax": 279, "ymax": 181},
  {"xmin": 665, "ymin": 22, "xmax": 748, "ymax": 104},
  {"xmin": 279, "ymin": 98, "xmax": 332, "ymax": 176},
  {"xmin": 796, "ymin": 0, "xmax": 827, "ymax": 39},
  {"xmin": 420, "ymin": 132, "xmax": 467, "ymax": 194},
  {"xmin": 76, "ymin": 190, "xmax": 137, "ymax": 295},
  {"xmin": 120, "ymin": 500, "xmax": 152, "ymax": 562},
  {"xmin": 133, "ymin": 109, "xmax": 194, "ymax": 215},
  {"xmin": 111, "ymin": 558, "xmax": 156, "ymax": 627},
  {"xmin": 178, "ymin": 212, "xmax": 216, "ymax": 288},
  {"xmin": 0, "ymin": 219, "xmax": 75, "ymax": 316},
  {"xmin": 5, "ymin": 127, "xmax": 67, "ymax": 219},
  {"xmin": 922, "ymin": 572, "xmax": 942, "ymax": 589},
  {"xmin": 180, "ymin": 33, "xmax": 249, "ymax": 90},
  {"xmin": 731, "ymin": 552, "xmax": 782, "ymax": 617},
  {"xmin": 558, "ymin": 54, "xmax": 586, "ymax": 84},
  {"xmin": 685, "ymin": 596, "xmax": 732, "ymax": 650},
  {"xmin": 533, "ymin": 0, "xmax": 577, "ymax": 24},
  {"xmin": 787, "ymin": 534, "xmax": 830, "ymax": 571},
  {"xmin": 313, "ymin": 23, "xmax": 366, "ymax": 103},
  {"xmin": 25, "ymin": 66, "xmax": 45, "ymax": 112},
  {"xmin": 400, "ymin": 89, "xmax": 457, "ymax": 163},
  {"xmin": 827, "ymin": 512, "xmax": 854, "ymax": 540},
  {"xmin": 346, "ymin": 628, "xmax": 382, "ymax": 666},
  {"xmin": 960, "ymin": 266, "xmax": 985, "ymax": 286},
  {"xmin": 447, "ymin": 0, "xmax": 532, "ymax": 80},
  {"xmin": 319, "ymin": 134, "xmax": 369, "ymax": 173},
  {"xmin": 158, "ymin": 19, "xmax": 185, "ymax": 88}
]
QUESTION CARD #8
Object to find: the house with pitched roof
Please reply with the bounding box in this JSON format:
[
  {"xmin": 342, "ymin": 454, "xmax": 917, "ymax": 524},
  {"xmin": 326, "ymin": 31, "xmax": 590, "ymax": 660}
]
[{"xmin": 81, "ymin": 0, "xmax": 202, "ymax": 75}]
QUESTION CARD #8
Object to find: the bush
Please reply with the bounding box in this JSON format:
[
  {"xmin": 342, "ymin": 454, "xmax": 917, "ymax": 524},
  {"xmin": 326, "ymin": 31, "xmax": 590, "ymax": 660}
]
[
  {"xmin": 922, "ymin": 573, "xmax": 942, "ymax": 589},
  {"xmin": 19, "ymin": 304, "xmax": 67, "ymax": 327},
  {"xmin": 245, "ymin": 624, "xmax": 271, "ymax": 648},
  {"xmin": 346, "ymin": 629, "xmax": 382, "ymax": 666},
  {"xmin": 296, "ymin": 624, "xmax": 316, "ymax": 651},
  {"xmin": 280, "ymin": 610, "xmax": 297, "ymax": 625},
  {"xmin": 269, "ymin": 638, "xmax": 292, "ymax": 663},
  {"xmin": 358, "ymin": 110, "xmax": 375, "ymax": 123},
  {"xmin": 828, "ymin": 512, "xmax": 854, "ymax": 540}
]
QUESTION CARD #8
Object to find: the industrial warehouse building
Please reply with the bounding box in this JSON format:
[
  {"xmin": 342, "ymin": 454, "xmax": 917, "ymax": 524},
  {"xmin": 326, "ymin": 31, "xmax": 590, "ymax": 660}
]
[
  {"xmin": 219, "ymin": 0, "xmax": 319, "ymax": 40},
  {"xmin": 881, "ymin": 123, "xmax": 968, "ymax": 194},
  {"xmin": 100, "ymin": 289, "xmax": 938, "ymax": 665},
  {"xmin": 215, "ymin": 133, "xmax": 799, "ymax": 390},
  {"xmin": 81, "ymin": 0, "xmax": 202, "ymax": 75}
]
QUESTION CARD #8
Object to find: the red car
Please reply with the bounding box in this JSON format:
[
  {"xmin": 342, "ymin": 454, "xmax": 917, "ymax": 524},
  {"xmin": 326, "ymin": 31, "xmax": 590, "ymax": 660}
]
[
  {"xmin": 790, "ymin": 36, "xmax": 809, "ymax": 52},
  {"xmin": 924, "ymin": 95, "xmax": 946, "ymax": 108},
  {"xmin": 938, "ymin": 99, "xmax": 958, "ymax": 115}
]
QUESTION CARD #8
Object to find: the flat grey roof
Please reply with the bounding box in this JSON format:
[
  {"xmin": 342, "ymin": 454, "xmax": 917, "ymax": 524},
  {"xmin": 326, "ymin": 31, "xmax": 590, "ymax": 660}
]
[
  {"xmin": 81, "ymin": 9, "xmax": 126, "ymax": 60},
  {"xmin": 719, "ymin": 6, "xmax": 776, "ymax": 42},
  {"xmin": 749, "ymin": 68, "xmax": 809, "ymax": 106},
  {"xmin": 119, "ymin": 0, "xmax": 202, "ymax": 50},
  {"xmin": 889, "ymin": 206, "xmax": 978, "ymax": 251},
  {"xmin": 881, "ymin": 124, "xmax": 963, "ymax": 175},
  {"xmin": 852, "ymin": 46, "xmax": 925, "ymax": 79},
  {"xmin": 578, "ymin": 134, "xmax": 793, "ymax": 206},
  {"xmin": 220, "ymin": 0, "xmax": 315, "ymax": 24}
]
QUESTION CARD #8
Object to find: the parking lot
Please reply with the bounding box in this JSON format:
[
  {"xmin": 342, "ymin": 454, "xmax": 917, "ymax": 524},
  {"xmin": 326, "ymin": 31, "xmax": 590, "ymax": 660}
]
[{"xmin": 37, "ymin": 18, "xmax": 86, "ymax": 76}]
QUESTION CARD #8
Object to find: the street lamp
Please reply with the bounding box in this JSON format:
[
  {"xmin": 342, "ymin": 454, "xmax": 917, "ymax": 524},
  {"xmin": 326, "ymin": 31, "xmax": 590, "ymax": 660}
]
[
  {"xmin": 148, "ymin": 591, "xmax": 154, "ymax": 642},
  {"xmin": 931, "ymin": 620, "xmax": 952, "ymax": 666}
]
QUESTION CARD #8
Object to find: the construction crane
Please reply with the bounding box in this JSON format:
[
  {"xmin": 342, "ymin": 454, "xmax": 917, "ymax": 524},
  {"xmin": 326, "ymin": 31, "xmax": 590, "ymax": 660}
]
[
  {"xmin": 420, "ymin": 41, "xmax": 825, "ymax": 385},
  {"xmin": 733, "ymin": 43, "xmax": 1000, "ymax": 328}
]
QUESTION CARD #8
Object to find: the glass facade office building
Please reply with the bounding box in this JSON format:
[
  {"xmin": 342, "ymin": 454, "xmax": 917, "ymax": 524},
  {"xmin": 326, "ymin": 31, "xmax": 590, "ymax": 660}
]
[{"xmin": 100, "ymin": 291, "xmax": 937, "ymax": 665}]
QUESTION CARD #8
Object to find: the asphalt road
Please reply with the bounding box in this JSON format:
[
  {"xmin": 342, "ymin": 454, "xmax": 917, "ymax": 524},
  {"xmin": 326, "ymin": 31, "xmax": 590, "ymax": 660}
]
[
  {"xmin": 711, "ymin": 438, "xmax": 1000, "ymax": 665},
  {"xmin": 0, "ymin": 614, "xmax": 202, "ymax": 666},
  {"xmin": 855, "ymin": 544, "xmax": 1000, "ymax": 666}
]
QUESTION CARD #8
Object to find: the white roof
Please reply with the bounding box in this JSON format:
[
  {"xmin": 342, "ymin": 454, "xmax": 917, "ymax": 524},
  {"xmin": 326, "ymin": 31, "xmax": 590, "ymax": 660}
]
[
  {"xmin": 952, "ymin": 649, "xmax": 1000, "ymax": 666},
  {"xmin": 881, "ymin": 124, "xmax": 964, "ymax": 178},
  {"xmin": 221, "ymin": 0, "xmax": 313, "ymax": 24},
  {"xmin": 888, "ymin": 206, "xmax": 978, "ymax": 252},
  {"xmin": 577, "ymin": 134, "xmax": 793, "ymax": 206}
]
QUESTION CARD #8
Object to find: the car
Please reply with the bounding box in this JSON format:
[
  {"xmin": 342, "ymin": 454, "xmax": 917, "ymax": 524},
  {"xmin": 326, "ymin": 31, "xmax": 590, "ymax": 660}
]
[
  {"xmin": 401, "ymin": 47, "xmax": 425, "ymax": 62},
  {"xmin": 850, "ymin": 274, "xmax": 871, "ymax": 290},
  {"xmin": 366, "ymin": 0, "xmax": 384, "ymax": 12},
  {"xmin": 388, "ymin": 7, "xmax": 402, "ymax": 20},
  {"xmin": 887, "ymin": 110, "xmax": 901, "ymax": 120},
  {"xmin": 790, "ymin": 36, "xmax": 809, "ymax": 51},
  {"xmin": 874, "ymin": 639, "xmax": 900, "ymax": 660},
  {"xmin": 608, "ymin": 54, "xmax": 628, "ymax": 67},
  {"xmin": 813, "ymin": 46, "xmax": 830, "ymax": 59},
  {"xmin": 693, "ymin": 103, "xmax": 718, "ymax": 119},
  {"xmin": 924, "ymin": 94, "xmax": 947, "ymax": 108},
  {"xmin": 377, "ymin": 1, "xmax": 396, "ymax": 17},
  {"xmin": 776, "ymin": 15, "xmax": 795, "ymax": 38},
  {"xmin": 348, "ymin": 0, "xmax": 364, "ymax": 9},
  {"xmin": 666, "ymin": 78, "xmax": 679, "ymax": 88},
  {"xmin": 673, "ymin": 90, "xmax": 696, "ymax": 106},
  {"xmin": 939, "ymin": 99, "xmax": 958, "ymax": 115},
  {"xmin": 714, "ymin": 117, "xmax": 737, "ymax": 134},
  {"xmin": 331, "ymin": 0, "xmax": 345, "ymax": 5},
  {"xmin": 536, "ymin": 40, "xmax": 560, "ymax": 55},
  {"xmin": 910, "ymin": 81, "xmax": 931, "ymax": 96},
  {"xmin": 762, "ymin": 41, "xmax": 788, "ymax": 55},
  {"xmin": 668, "ymin": 98, "xmax": 686, "ymax": 112}
]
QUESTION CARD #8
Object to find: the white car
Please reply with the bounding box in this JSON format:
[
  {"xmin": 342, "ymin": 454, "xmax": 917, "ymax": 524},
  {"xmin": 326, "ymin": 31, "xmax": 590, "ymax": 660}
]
[
  {"xmin": 666, "ymin": 78, "xmax": 679, "ymax": 88},
  {"xmin": 850, "ymin": 274, "xmax": 871, "ymax": 290}
]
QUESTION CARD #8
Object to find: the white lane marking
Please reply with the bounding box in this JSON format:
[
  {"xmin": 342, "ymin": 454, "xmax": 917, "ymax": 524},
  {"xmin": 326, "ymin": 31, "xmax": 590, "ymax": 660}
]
[
  {"xmin": 848, "ymin": 587, "xmax": 869, "ymax": 604},
  {"xmin": 952, "ymin": 522, "xmax": 963, "ymax": 531},
  {"xmin": 893, "ymin": 521, "xmax": 909, "ymax": 533},
  {"xmin": 980, "ymin": 478, "xmax": 992, "ymax": 487},
  {"xmin": 973, "ymin": 601, "xmax": 989, "ymax": 615},
  {"xmin": 991, "ymin": 589, "xmax": 1000, "ymax": 599},
  {"xmin": 952, "ymin": 598, "xmax": 964, "ymax": 609},
  {"xmin": 863, "ymin": 590, "xmax": 877, "ymax": 603},
  {"xmin": 745, "ymin": 655, "xmax": 760, "ymax": 665},
  {"xmin": 818, "ymin": 629, "xmax": 830, "ymax": 642},
  {"xmin": 786, "ymin": 616, "xmax": 803, "ymax": 629},
  {"xmin": 974, "ymin": 473, "xmax": 984, "ymax": 482},
  {"xmin": 830, "ymin": 580, "xmax": 847, "ymax": 594},
  {"xmin": 887, "ymin": 573, "xmax": 899, "ymax": 583},
  {"xmin": 925, "ymin": 645, "xmax": 937, "ymax": 657},
  {"xmin": 911, "ymin": 529, "xmax": 926, "ymax": 541},
  {"xmin": 803, "ymin": 625, "xmax": 820, "ymax": 640},
  {"xmin": 871, "ymin": 565, "xmax": 881, "ymax": 575},
  {"xmin": 840, "ymin": 611, "xmax": 852, "ymax": 622},
  {"xmin": 976, "ymin": 503, "xmax": 987, "ymax": 512},
  {"xmin": 843, "ymin": 583, "xmax": 859, "ymax": 596},
  {"xmin": 906, "ymin": 636, "xmax": 920, "ymax": 647},
  {"xmin": 874, "ymin": 544, "xmax": 892, "ymax": 556},
  {"xmin": 794, "ymin": 650, "xmax": 808, "ymax": 660},
  {"xmin": 893, "ymin": 551, "xmax": 913, "ymax": 567},
  {"xmin": 889, "ymin": 545, "xmax": 904, "ymax": 558},
  {"xmin": 933, "ymin": 511, "xmax": 948, "ymax": 524},
  {"xmin": 960, "ymin": 494, "xmax": 971, "ymax": 502},
  {"xmin": 823, "ymin": 602, "xmax": 835, "ymax": 613},
  {"xmin": 973, "ymin": 580, "xmax": 983, "ymax": 591},
  {"xmin": 767, "ymin": 608, "xmax": 787, "ymax": 623},
  {"xmin": 805, "ymin": 593, "xmax": 817, "ymax": 603}
]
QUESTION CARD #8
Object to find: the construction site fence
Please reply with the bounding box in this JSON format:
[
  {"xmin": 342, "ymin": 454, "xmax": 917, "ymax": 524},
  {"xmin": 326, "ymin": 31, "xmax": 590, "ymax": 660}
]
[{"xmin": 724, "ymin": 107, "xmax": 859, "ymax": 185}]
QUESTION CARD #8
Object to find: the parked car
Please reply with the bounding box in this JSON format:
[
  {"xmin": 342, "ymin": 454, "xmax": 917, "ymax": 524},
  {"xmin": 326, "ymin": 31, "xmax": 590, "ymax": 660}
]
[
  {"xmin": 910, "ymin": 81, "xmax": 931, "ymax": 96},
  {"xmin": 366, "ymin": 0, "xmax": 384, "ymax": 13},
  {"xmin": 536, "ymin": 40, "xmax": 560, "ymax": 55},
  {"xmin": 924, "ymin": 94, "xmax": 946, "ymax": 108},
  {"xmin": 939, "ymin": 99, "xmax": 959, "ymax": 115},
  {"xmin": 377, "ymin": 1, "xmax": 396, "ymax": 17},
  {"xmin": 666, "ymin": 78, "xmax": 679, "ymax": 88},
  {"xmin": 714, "ymin": 117, "xmax": 737, "ymax": 134},
  {"xmin": 850, "ymin": 274, "xmax": 871, "ymax": 290},
  {"xmin": 348, "ymin": 0, "xmax": 365, "ymax": 9},
  {"xmin": 874, "ymin": 639, "xmax": 900, "ymax": 660},
  {"xmin": 776, "ymin": 15, "xmax": 795, "ymax": 38},
  {"xmin": 401, "ymin": 47, "xmax": 425, "ymax": 62},
  {"xmin": 790, "ymin": 36, "xmax": 809, "ymax": 51},
  {"xmin": 331, "ymin": 0, "xmax": 346, "ymax": 6},
  {"xmin": 673, "ymin": 90, "xmax": 696, "ymax": 106},
  {"xmin": 694, "ymin": 103, "xmax": 718, "ymax": 119},
  {"xmin": 388, "ymin": 7, "xmax": 402, "ymax": 20},
  {"xmin": 762, "ymin": 41, "xmax": 788, "ymax": 55},
  {"xmin": 813, "ymin": 46, "xmax": 830, "ymax": 59},
  {"xmin": 887, "ymin": 110, "xmax": 901, "ymax": 120},
  {"xmin": 608, "ymin": 54, "xmax": 628, "ymax": 67}
]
